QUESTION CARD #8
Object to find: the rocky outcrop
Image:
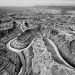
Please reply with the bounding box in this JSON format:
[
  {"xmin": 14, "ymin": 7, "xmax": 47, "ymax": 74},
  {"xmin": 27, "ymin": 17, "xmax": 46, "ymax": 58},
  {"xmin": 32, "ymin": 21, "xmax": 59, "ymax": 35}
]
[{"xmin": 0, "ymin": 45, "xmax": 22, "ymax": 75}]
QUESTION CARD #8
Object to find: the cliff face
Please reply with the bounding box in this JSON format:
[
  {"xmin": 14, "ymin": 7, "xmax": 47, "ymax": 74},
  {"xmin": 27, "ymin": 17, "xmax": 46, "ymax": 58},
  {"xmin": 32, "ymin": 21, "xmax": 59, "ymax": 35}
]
[{"xmin": 17, "ymin": 25, "xmax": 42, "ymax": 43}]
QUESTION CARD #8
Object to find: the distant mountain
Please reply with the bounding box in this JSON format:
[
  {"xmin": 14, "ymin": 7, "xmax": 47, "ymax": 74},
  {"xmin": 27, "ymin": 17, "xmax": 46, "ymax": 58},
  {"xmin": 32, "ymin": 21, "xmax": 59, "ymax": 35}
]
[
  {"xmin": 52, "ymin": 3, "xmax": 75, "ymax": 6},
  {"xmin": 0, "ymin": 5, "xmax": 75, "ymax": 12},
  {"xmin": 33, "ymin": 5, "xmax": 75, "ymax": 10}
]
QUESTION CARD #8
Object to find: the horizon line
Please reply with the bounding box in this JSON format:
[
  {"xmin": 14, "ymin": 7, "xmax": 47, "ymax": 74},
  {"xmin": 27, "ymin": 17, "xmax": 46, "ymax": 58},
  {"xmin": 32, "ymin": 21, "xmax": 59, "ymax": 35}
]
[{"xmin": 0, "ymin": 3, "xmax": 75, "ymax": 7}]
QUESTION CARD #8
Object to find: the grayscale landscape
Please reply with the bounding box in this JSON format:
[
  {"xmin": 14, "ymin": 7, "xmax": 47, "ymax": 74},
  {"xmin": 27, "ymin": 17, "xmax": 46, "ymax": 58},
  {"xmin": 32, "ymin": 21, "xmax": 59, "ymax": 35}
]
[{"xmin": 1, "ymin": 0, "xmax": 75, "ymax": 75}]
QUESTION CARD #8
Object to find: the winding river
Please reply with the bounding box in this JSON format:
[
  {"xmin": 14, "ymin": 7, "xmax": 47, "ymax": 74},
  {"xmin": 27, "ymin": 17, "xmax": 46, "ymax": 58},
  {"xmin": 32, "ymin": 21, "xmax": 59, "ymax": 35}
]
[{"xmin": 6, "ymin": 34, "xmax": 74, "ymax": 75}]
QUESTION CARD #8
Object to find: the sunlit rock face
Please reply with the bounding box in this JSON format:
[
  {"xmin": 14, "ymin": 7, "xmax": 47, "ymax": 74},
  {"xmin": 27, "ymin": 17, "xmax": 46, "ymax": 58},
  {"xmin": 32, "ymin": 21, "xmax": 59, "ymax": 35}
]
[
  {"xmin": 0, "ymin": 45, "xmax": 22, "ymax": 75},
  {"xmin": 24, "ymin": 36, "xmax": 75, "ymax": 75},
  {"xmin": 43, "ymin": 37, "xmax": 67, "ymax": 66},
  {"xmin": 32, "ymin": 38, "xmax": 53, "ymax": 75}
]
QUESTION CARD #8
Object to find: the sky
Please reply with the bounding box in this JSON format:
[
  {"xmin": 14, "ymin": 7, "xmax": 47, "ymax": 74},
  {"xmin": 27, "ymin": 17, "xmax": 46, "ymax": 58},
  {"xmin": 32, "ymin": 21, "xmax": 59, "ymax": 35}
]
[{"xmin": 0, "ymin": 0, "xmax": 75, "ymax": 6}]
